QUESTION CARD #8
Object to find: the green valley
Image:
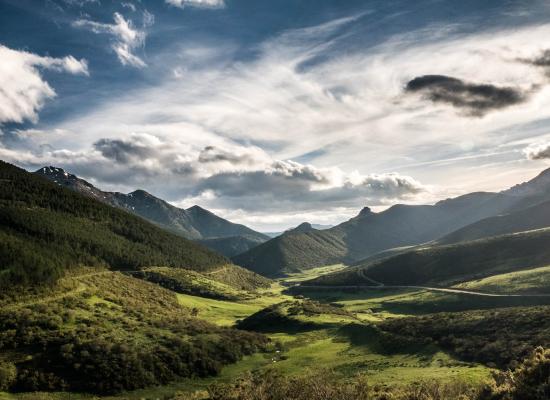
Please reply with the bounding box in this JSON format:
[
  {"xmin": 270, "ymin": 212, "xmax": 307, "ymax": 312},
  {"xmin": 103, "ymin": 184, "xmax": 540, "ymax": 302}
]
[{"xmin": 3, "ymin": 161, "xmax": 550, "ymax": 400}]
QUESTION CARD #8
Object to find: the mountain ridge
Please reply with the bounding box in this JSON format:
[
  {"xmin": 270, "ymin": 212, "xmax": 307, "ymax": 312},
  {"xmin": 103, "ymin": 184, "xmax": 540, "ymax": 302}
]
[
  {"xmin": 233, "ymin": 167, "xmax": 550, "ymax": 276},
  {"xmin": 35, "ymin": 166, "xmax": 269, "ymax": 255}
]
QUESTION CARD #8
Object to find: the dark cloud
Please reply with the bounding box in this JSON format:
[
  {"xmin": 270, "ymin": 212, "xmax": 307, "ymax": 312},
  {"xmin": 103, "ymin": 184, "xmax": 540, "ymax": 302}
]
[
  {"xmin": 94, "ymin": 138, "xmax": 152, "ymax": 163},
  {"xmin": 405, "ymin": 75, "xmax": 527, "ymax": 116},
  {"xmin": 520, "ymin": 50, "xmax": 550, "ymax": 78},
  {"xmin": 520, "ymin": 49, "xmax": 550, "ymax": 68},
  {"xmin": 524, "ymin": 142, "xmax": 550, "ymax": 160},
  {"xmin": 198, "ymin": 146, "xmax": 259, "ymax": 165},
  {"xmin": 530, "ymin": 50, "xmax": 550, "ymax": 67},
  {"xmin": 91, "ymin": 135, "xmax": 196, "ymax": 181},
  {"xmin": 194, "ymin": 169, "xmax": 425, "ymax": 213}
]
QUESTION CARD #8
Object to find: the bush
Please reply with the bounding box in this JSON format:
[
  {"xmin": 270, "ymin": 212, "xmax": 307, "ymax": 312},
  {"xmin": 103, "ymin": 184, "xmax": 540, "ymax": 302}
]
[
  {"xmin": 182, "ymin": 370, "xmax": 479, "ymax": 400},
  {"xmin": 484, "ymin": 347, "xmax": 550, "ymax": 400},
  {"xmin": 0, "ymin": 361, "xmax": 17, "ymax": 391}
]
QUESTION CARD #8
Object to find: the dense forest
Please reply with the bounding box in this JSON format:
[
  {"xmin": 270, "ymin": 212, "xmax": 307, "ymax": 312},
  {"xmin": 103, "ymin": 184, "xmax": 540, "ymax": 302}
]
[{"xmin": 0, "ymin": 161, "xmax": 229, "ymax": 288}]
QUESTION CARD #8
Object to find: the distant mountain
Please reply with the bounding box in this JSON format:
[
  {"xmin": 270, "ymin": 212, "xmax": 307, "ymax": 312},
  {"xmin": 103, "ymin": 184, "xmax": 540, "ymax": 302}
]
[
  {"xmin": 307, "ymin": 228, "xmax": 550, "ymax": 287},
  {"xmin": 437, "ymin": 199, "xmax": 550, "ymax": 245},
  {"xmin": 502, "ymin": 167, "xmax": 550, "ymax": 208},
  {"xmin": 233, "ymin": 168, "xmax": 550, "ymax": 276},
  {"xmin": 232, "ymin": 227, "xmax": 347, "ymax": 277},
  {"xmin": 198, "ymin": 235, "xmax": 269, "ymax": 258},
  {"xmin": 0, "ymin": 161, "xmax": 230, "ymax": 287},
  {"xmin": 35, "ymin": 166, "xmax": 268, "ymax": 255},
  {"xmin": 263, "ymin": 231, "xmax": 283, "ymax": 238},
  {"xmin": 262, "ymin": 223, "xmax": 333, "ymax": 238}
]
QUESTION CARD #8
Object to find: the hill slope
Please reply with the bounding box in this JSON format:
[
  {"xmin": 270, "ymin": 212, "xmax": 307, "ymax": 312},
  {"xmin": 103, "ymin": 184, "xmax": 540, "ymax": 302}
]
[
  {"xmin": 232, "ymin": 227, "xmax": 347, "ymax": 277},
  {"xmin": 436, "ymin": 199, "xmax": 550, "ymax": 245},
  {"xmin": 0, "ymin": 161, "xmax": 230, "ymax": 287},
  {"xmin": 308, "ymin": 228, "xmax": 550, "ymax": 287},
  {"xmin": 198, "ymin": 234, "xmax": 269, "ymax": 258},
  {"xmin": 0, "ymin": 268, "xmax": 268, "ymax": 394},
  {"xmin": 35, "ymin": 166, "xmax": 269, "ymax": 255},
  {"xmin": 234, "ymin": 168, "xmax": 550, "ymax": 276}
]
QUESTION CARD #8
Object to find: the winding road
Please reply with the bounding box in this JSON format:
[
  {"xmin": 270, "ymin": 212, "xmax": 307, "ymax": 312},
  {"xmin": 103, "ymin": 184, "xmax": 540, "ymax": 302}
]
[{"xmin": 297, "ymin": 271, "xmax": 550, "ymax": 298}]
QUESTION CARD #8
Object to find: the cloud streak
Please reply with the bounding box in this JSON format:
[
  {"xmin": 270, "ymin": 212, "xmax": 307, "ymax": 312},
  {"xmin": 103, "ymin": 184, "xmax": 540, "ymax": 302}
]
[
  {"xmin": 73, "ymin": 12, "xmax": 150, "ymax": 67},
  {"xmin": 165, "ymin": 0, "xmax": 225, "ymax": 9},
  {"xmin": 0, "ymin": 129, "xmax": 428, "ymax": 217}
]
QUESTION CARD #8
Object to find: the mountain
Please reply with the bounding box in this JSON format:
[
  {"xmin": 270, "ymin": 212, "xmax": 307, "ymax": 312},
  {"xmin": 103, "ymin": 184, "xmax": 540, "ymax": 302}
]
[
  {"xmin": 437, "ymin": 199, "xmax": 550, "ymax": 245},
  {"xmin": 263, "ymin": 223, "xmax": 333, "ymax": 238},
  {"xmin": 502, "ymin": 167, "xmax": 550, "ymax": 209},
  {"xmin": 288, "ymin": 222, "xmax": 316, "ymax": 233},
  {"xmin": 0, "ymin": 161, "xmax": 231, "ymax": 287},
  {"xmin": 307, "ymin": 227, "xmax": 550, "ymax": 287},
  {"xmin": 35, "ymin": 166, "xmax": 268, "ymax": 255},
  {"xmin": 198, "ymin": 234, "xmax": 269, "ymax": 258},
  {"xmin": 232, "ymin": 227, "xmax": 347, "ymax": 277},
  {"xmin": 185, "ymin": 204, "xmax": 268, "ymax": 241},
  {"xmin": 233, "ymin": 168, "xmax": 550, "ymax": 276}
]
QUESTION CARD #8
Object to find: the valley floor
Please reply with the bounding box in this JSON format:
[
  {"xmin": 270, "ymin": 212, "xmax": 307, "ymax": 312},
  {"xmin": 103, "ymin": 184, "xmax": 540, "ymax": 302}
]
[{"xmin": 4, "ymin": 264, "xmax": 550, "ymax": 399}]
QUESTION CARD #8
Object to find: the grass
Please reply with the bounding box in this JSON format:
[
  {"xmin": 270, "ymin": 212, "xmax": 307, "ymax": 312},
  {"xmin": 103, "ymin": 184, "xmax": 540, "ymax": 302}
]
[
  {"xmin": 282, "ymin": 264, "xmax": 347, "ymax": 284},
  {"xmin": 253, "ymin": 329, "xmax": 491, "ymax": 386},
  {"xmin": 454, "ymin": 264, "xmax": 550, "ymax": 294},
  {"xmin": 176, "ymin": 282, "xmax": 292, "ymax": 326}
]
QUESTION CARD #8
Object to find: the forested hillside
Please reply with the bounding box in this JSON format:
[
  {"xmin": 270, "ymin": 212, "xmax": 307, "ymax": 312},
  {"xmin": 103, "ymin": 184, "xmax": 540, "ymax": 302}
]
[{"xmin": 0, "ymin": 161, "xmax": 228, "ymax": 287}]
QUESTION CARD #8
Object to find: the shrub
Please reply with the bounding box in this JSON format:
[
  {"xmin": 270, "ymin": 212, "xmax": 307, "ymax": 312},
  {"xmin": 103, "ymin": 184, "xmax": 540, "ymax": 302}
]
[
  {"xmin": 484, "ymin": 347, "xmax": 550, "ymax": 400},
  {"xmin": 0, "ymin": 361, "xmax": 17, "ymax": 391}
]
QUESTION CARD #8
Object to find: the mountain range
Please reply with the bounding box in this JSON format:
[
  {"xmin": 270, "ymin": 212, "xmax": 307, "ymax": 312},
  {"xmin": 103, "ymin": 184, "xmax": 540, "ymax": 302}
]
[
  {"xmin": 35, "ymin": 166, "xmax": 269, "ymax": 256},
  {"xmin": 233, "ymin": 167, "xmax": 550, "ymax": 277}
]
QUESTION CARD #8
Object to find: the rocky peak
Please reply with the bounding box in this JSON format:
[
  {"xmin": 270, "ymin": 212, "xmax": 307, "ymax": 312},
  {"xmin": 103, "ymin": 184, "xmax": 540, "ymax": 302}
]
[{"xmin": 358, "ymin": 206, "xmax": 373, "ymax": 217}]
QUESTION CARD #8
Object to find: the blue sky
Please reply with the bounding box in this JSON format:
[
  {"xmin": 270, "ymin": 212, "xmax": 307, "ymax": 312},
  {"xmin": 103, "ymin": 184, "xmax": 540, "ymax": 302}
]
[{"xmin": 2, "ymin": 0, "xmax": 550, "ymax": 230}]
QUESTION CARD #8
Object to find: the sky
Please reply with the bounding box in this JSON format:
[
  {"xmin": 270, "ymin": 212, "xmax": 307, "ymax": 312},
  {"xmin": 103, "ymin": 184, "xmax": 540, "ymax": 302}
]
[{"xmin": 2, "ymin": 0, "xmax": 550, "ymax": 231}]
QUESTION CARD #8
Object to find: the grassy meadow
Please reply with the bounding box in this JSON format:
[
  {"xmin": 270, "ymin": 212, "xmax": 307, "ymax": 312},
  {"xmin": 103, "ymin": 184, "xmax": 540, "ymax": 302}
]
[{"xmin": 5, "ymin": 261, "xmax": 550, "ymax": 400}]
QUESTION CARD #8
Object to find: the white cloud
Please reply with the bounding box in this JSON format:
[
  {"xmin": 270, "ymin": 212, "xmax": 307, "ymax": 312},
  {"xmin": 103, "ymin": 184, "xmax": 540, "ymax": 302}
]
[
  {"xmin": 0, "ymin": 45, "xmax": 88, "ymax": 125},
  {"xmin": 524, "ymin": 141, "xmax": 550, "ymax": 160},
  {"xmin": 166, "ymin": 0, "xmax": 225, "ymax": 9},
  {"xmin": 9, "ymin": 15, "xmax": 550, "ymax": 229},
  {"xmin": 121, "ymin": 2, "xmax": 137, "ymax": 12},
  {"xmin": 0, "ymin": 127, "xmax": 428, "ymax": 223},
  {"xmin": 73, "ymin": 12, "xmax": 149, "ymax": 67}
]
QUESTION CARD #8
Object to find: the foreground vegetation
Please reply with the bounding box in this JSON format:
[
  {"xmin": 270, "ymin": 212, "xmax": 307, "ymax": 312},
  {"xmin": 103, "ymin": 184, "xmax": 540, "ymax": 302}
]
[
  {"xmin": 166, "ymin": 347, "xmax": 550, "ymax": 400},
  {"xmin": 0, "ymin": 270, "xmax": 269, "ymax": 394},
  {"xmin": 3, "ymin": 225, "xmax": 550, "ymax": 400}
]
